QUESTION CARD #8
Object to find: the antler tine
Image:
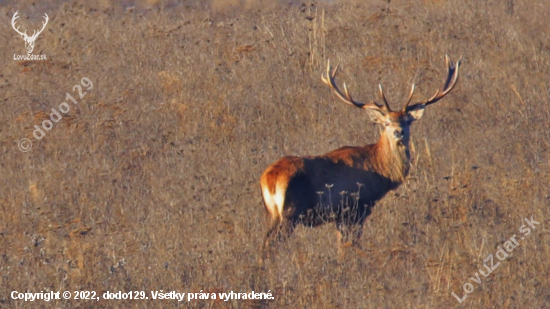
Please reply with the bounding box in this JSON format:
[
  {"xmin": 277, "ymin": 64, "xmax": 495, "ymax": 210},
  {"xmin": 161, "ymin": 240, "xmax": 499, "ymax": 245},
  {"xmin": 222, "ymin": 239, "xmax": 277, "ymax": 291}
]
[
  {"xmin": 31, "ymin": 13, "xmax": 49, "ymax": 38},
  {"xmin": 426, "ymin": 55, "xmax": 460, "ymax": 105},
  {"xmin": 321, "ymin": 59, "xmax": 362, "ymax": 107},
  {"xmin": 11, "ymin": 11, "xmax": 27, "ymax": 37},
  {"xmin": 378, "ymin": 85, "xmax": 391, "ymax": 111},
  {"xmin": 322, "ymin": 59, "xmax": 383, "ymax": 110},
  {"xmin": 322, "ymin": 59, "xmax": 390, "ymax": 112},
  {"xmin": 401, "ymin": 84, "xmax": 416, "ymax": 112},
  {"xmin": 407, "ymin": 55, "xmax": 461, "ymax": 111}
]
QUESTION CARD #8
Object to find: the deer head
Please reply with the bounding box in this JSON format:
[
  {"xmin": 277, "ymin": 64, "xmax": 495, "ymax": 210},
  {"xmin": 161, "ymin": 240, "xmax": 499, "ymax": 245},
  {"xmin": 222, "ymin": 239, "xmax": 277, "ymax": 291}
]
[
  {"xmin": 321, "ymin": 55, "xmax": 461, "ymax": 147},
  {"xmin": 12, "ymin": 11, "xmax": 49, "ymax": 54}
]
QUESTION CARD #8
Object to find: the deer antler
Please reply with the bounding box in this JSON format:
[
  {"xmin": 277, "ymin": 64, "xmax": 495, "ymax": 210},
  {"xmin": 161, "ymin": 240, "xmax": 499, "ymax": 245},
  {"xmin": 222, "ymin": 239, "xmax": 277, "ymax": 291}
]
[
  {"xmin": 12, "ymin": 11, "xmax": 49, "ymax": 39},
  {"xmin": 11, "ymin": 11, "xmax": 27, "ymax": 37},
  {"xmin": 377, "ymin": 85, "xmax": 393, "ymax": 111},
  {"xmin": 30, "ymin": 13, "xmax": 49, "ymax": 39},
  {"xmin": 322, "ymin": 60, "xmax": 387, "ymax": 112},
  {"xmin": 404, "ymin": 55, "xmax": 461, "ymax": 112}
]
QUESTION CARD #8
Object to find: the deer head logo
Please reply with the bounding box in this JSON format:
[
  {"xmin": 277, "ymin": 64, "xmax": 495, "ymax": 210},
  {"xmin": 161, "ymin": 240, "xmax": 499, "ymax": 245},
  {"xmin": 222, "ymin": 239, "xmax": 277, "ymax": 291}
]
[{"xmin": 12, "ymin": 11, "xmax": 49, "ymax": 54}]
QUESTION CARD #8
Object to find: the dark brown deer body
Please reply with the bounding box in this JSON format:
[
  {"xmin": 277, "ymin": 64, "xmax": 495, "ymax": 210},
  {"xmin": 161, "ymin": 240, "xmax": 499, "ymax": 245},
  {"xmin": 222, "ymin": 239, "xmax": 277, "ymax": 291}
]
[{"xmin": 261, "ymin": 56, "xmax": 460, "ymax": 252}]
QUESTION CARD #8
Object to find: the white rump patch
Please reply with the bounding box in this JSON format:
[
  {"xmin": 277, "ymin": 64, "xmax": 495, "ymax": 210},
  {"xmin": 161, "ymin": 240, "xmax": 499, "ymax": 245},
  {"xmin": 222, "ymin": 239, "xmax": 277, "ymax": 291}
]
[
  {"xmin": 262, "ymin": 187, "xmax": 278, "ymax": 220},
  {"xmin": 274, "ymin": 181, "xmax": 287, "ymax": 219}
]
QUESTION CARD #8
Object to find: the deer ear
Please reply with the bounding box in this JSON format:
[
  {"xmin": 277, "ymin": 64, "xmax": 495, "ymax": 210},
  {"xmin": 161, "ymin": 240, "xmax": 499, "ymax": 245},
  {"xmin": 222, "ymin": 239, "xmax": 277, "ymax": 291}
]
[
  {"xmin": 407, "ymin": 104, "xmax": 425, "ymax": 120},
  {"xmin": 364, "ymin": 109, "xmax": 386, "ymax": 123}
]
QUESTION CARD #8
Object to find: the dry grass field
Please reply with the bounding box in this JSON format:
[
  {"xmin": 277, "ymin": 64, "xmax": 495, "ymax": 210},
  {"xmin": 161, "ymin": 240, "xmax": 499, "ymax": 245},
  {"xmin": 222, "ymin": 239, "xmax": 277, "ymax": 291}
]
[{"xmin": 1, "ymin": 0, "xmax": 549, "ymax": 308}]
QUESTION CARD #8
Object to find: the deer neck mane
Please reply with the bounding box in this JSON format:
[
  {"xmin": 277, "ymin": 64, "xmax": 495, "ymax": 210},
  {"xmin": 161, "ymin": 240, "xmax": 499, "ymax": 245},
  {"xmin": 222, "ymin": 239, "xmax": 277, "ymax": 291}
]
[{"xmin": 372, "ymin": 132, "xmax": 411, "ymax": 184}]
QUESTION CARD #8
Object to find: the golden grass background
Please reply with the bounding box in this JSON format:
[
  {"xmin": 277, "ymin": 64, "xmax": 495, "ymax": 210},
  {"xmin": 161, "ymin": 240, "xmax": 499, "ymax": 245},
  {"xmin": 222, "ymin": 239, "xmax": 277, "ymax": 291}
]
[{"xmin": 0, "ymin": 0, "xmax": 549, "ymax": 307}]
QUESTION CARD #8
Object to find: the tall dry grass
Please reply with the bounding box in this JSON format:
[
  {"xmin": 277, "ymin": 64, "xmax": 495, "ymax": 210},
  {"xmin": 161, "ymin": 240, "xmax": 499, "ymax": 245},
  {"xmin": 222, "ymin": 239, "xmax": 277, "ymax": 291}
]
[{"xmin": 0, "ymin": 0, "xmax": 549, "ymax": 308}]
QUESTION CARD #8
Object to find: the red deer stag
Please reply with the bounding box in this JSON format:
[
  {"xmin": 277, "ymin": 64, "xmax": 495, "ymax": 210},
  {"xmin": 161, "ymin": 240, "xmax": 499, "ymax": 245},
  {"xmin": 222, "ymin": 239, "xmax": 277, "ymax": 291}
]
[{"xmin": 260, "ymin": 55, "xmax": 460, "ymax": 255}]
